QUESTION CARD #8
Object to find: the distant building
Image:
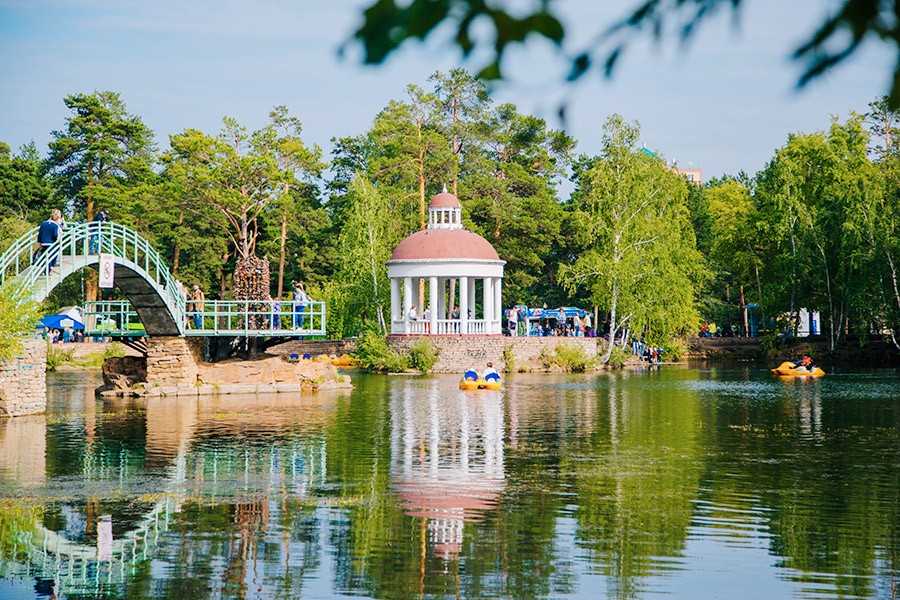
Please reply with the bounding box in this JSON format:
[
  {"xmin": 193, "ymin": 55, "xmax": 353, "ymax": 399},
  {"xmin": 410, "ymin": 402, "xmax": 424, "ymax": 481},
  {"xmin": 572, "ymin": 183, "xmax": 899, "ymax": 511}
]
[
  {"xmin": 674, "ymin": 165, "xmax": 703, "ymax": 186},
  {"xmin": 639, "ymin": 146, "xmax": 702, "ymax": 186}
]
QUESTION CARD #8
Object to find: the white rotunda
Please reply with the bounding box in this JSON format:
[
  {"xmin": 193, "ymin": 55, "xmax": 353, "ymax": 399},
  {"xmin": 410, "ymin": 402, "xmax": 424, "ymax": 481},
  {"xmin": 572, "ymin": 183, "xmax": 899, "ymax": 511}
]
[{"xmin": 387, "ymin": 191, "xmax": 505, "ymax": 335}]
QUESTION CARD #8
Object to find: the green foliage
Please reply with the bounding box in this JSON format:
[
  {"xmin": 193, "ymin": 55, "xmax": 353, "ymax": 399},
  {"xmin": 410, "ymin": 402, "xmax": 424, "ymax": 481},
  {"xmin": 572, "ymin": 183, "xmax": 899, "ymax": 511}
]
[
  {"xmin": 46, "ymin": 344, "xmax": 74, "ymax": 371},
  {"xmin": 329, "ymin": 175, "xmax": 396, "ymax": 337},
  {"xmin": 353, "ymin": 0, "xmax": 900, "ymax": 108},
  {"xmin": 502, "ymin": 344, "xmax": 516, "ymax": 373},
  {"xmin": 562, "ymin": 115, "xmax": 705, "ymax": 362},
  {"xmin": 46, "ymin": 90, "xmax": 155, "ymax": 219},
  {"xmin": 605, "ymin": 344, "xmax": 630, "ymax": 368},
  {"xmin": 0, "ymin": 283, "xmax": 39, "ymax": 362},
  {"xmin": 353, "ymin": 329, "xmax": 408, "ymax": 373},
  {"xmin": 539, "ymin": 343, "xmax": 592, "ymax": 372},
  {"xmin": 0, "ymin": 141, "xmax": 54, "ymax": 222},
  {"xmin": 408, "ymin": 337, "xmax": 441, "ymax": 372},
  {"xmin": 662, "ymin": 339, "xmax": 688, "ymax": 362},
  {"xmin": 759, "ymin": 332, "xmax": 784, "ymax": 358},
  {"xmin": 104, "ymin": 342, "xmax": 127, "ymax": 359}
]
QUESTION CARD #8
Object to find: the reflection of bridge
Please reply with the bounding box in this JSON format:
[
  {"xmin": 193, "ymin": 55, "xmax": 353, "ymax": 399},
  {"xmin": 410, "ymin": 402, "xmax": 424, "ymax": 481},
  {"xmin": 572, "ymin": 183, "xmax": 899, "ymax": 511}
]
[
  {"xmin": 0, "ymin": 221, "xmax": 326, "ymax": 338},
  {"xmin": 0, "ymin": 393, "xmax": 332, "ymax": 597}
]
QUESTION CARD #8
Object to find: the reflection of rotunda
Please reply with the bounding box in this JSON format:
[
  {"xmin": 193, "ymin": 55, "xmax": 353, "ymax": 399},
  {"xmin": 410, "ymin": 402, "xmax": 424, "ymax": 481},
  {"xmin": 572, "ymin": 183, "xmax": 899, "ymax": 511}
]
[
  {"xmin": 390, "ymin": 381, "xmax": 505, "ymax": 560},
  {"xmin": 387, "ymin": 192, "xmax": 505, "ymax": 335}
]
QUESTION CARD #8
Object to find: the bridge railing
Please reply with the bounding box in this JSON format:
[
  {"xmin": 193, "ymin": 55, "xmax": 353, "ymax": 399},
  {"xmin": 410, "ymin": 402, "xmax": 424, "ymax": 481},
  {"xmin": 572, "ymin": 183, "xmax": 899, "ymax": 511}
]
[
  {"xmin": 83, "ymin": 300, "xmax": 146, "ymax": 336},
  {"xmin": 0, "ymin": 221, "xmax": 186, "ymax": 329},
  {"xmin": 84, "ymin": 299, "xmax": 327, "ymax": 337},
  {"xmin": 0, "ymin": 225, "xmax": 40, "ymax": 286},
  {"xmin": 183, "ymin": 299, "xmax": 327, "ymax": 337}
]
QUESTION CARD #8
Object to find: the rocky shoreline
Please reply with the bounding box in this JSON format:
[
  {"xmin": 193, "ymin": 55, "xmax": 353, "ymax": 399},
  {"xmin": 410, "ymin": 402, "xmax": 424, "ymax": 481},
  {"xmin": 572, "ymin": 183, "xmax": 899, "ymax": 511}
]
[{"xmin": 99, "ymin": 353, "xmax": 352, "ymax": 398}]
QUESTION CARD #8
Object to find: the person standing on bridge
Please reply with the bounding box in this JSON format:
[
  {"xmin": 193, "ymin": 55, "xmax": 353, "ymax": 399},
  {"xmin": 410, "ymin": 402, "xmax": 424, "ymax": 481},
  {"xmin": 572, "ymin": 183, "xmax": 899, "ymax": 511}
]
[
  {"xmin": 35, "ymin": 209, "xmax": 65, "ymax": 271},
  {"xmin": 189, "ymin": 284, "xmax": 205, "ymax": 329},
  {"xmin": 89, "ymin": 209, "xmax": 109, "ymax": 254},
  {"xmin": 293, "ymin": 281, "xmax": 310, "ymax": 329}
]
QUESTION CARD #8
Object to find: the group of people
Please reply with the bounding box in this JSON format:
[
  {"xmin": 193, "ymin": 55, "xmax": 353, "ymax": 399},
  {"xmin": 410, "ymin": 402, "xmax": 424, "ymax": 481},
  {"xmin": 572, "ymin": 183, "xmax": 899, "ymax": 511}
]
[
  {"xmin": 507, "ymin": 306, "xmax": 595, "ymax": 338},
  {"xmin": 699, "ymin": 321, "xmax": 740, "ymax": 337},
  {"xmin": 41, "ymin": 327, "xmax": 84, "ymax": 344},
  {"xmin": 630, "ymin": 336, "xmax": 664, "ymax": 363},
  {"xmin": 177, "ymin": 280, "xmax": 313, "ymax": 331}
]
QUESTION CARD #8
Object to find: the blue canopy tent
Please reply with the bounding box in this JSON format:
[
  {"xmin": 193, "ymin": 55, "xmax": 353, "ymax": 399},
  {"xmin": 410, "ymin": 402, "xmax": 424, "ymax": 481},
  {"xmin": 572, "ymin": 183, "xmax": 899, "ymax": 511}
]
[
  {"xmin": 507, "ymin": 306, "xmax": 590, "ymax": 335},
  {"xmin": 36, "ymin": 307, "xmax": 85, "ymax": 330}
]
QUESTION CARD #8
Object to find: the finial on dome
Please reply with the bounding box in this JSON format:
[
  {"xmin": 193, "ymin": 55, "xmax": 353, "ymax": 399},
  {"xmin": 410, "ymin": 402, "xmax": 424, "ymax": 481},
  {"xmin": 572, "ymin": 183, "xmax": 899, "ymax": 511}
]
[{"xmin": 442, "ymin": 183, "xmax": 448, "ymax": 193}]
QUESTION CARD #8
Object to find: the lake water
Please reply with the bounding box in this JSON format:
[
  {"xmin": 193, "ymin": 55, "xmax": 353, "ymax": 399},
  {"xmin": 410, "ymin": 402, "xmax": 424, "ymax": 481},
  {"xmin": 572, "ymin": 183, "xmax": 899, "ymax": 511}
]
[{"xmin": 0, "ymin": 364, "xmax": 898, "ymax": 599}]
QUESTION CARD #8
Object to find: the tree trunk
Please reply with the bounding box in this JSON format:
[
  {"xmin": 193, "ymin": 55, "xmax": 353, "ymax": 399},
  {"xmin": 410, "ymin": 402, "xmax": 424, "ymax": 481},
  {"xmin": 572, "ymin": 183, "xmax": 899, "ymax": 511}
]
[
  {"xmin": 172, "ymin": 212, "xmax": 184, "ymax": 275},
  {"xmin": 740, "ymin": 284, "xmax": 748, "ymax": 337},
  {"xmin": 277, "ymin": 212, "xmax": 287, "ymax": 299}
]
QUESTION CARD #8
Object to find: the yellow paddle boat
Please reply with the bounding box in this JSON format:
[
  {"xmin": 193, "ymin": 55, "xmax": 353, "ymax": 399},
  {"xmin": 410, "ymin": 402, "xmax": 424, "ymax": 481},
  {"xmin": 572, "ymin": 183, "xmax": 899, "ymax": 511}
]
[
  {"xmin": 330, "ymin": 353, "xmax": 354, "ymax": 367},
  {"xmin": 459, "ymin": 370, "xmax": 502, "ymax": 390},
  {"xmin": 770, "ymin": 361, "xmax": 825, "ymax": 378}
]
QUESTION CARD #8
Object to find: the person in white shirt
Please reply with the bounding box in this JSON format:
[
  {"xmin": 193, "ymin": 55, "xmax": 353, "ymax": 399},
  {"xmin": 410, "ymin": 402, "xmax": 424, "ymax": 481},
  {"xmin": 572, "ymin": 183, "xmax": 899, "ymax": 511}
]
[{"xmin": 483, "ymin": 362, "xmax": 500, "ymax": 381}]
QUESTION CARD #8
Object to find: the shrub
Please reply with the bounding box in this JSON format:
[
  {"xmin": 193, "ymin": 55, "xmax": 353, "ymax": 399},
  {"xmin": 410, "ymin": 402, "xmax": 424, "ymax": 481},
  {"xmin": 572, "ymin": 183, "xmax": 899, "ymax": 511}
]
[
  {"xmin": 353, "ymin": 329, "xmax": 408, "ymax": 373},
  {"xmin": 541, "ymin": 344, "xmax": 591, "ymax": 372},
  {"xmin": 409, "ymin": 337, "xmax": 441, "ymax": 372},
  {"xmin": 103, "ymin": 342, "xmax": 127, "ymax": 359},
  {"xmin": 0, "ymin": 283, "xmax": 40, "ymax": 362},
  {"xmin": 46, "ymin": 344, "xmax": 74, "ymax": 371},
  {"xmin": 759, "ymin": 331, "xmax": 782, "ymax": 358},
  {"xmin": 662, "ymin": 338, "xmax": 688, "ymax": 362},
  {"xmin": 606, "ymin": 345, "xmax": 629, "ymax": 368},
  {"xmin": 502, "ymin": 345, "xmax": 516, "ymax": 373}
]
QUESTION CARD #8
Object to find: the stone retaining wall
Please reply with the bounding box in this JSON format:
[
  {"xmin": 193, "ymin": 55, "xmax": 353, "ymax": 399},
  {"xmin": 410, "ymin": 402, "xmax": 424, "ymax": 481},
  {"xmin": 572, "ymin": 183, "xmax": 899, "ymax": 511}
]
[
  {"xmin": 0, "ymin": 338, "xmax": 47, "ymax": 417},
  {"xmin": 388, "ymin": 335, "xmax": 603, "ymax": 373},
  {"xmin": 145, "ymin": 337, "xmax": 201, "ymax": 388},
  {"xmin": 269, "ymin": 338, "xmax": 358, "ymax": 357}
]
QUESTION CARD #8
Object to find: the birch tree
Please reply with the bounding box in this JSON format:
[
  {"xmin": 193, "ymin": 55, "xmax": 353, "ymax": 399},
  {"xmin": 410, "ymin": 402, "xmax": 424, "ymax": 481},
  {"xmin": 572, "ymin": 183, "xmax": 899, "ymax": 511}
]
[
  {"xmin": 561, "ymin": 115, "xmax": 703, "ymax": 362},
  {"xmin": 332, "ymin": 175, "xmax": 397, "ymax": 335}
]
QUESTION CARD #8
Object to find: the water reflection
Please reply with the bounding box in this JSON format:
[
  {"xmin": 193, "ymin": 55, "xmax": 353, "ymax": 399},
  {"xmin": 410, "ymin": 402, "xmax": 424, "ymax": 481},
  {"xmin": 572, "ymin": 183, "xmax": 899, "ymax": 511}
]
[
  {"xmin": 0, "ymin": 367, "xmax": 897, "ymax": 599},
  {"xmin": 390, "ymin": 380, "xmax": 505, "ymax": 560}
]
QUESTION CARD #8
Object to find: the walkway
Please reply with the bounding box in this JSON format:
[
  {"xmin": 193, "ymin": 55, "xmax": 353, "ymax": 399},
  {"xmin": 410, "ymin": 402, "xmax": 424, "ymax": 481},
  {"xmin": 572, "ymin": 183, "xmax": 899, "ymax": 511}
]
[{"xmin": 1, "ymin": 221, "xmax": 326, "ymax": 338}]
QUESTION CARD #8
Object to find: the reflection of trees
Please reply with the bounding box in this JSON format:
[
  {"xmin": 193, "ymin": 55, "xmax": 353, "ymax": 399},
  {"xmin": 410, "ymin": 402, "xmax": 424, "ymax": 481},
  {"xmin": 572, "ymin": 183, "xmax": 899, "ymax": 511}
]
[
  {"xmin": 700, "ymin": 372, "xmax": 900, "ymax": 598},
  {"xmin": 568, "ymin": 370, "xmax": 703, "ymax": 599}
]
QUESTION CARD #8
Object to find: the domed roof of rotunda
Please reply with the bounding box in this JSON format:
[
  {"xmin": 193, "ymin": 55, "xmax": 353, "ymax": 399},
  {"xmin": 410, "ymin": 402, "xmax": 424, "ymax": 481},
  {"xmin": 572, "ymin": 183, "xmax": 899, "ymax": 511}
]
[
  {"xmin": 389, "ymin": 228, "xmax": 501, "ymax": 261},
  {"xmin": 428, "ymin": 192, "xmax": 463, "ymax": 208}
]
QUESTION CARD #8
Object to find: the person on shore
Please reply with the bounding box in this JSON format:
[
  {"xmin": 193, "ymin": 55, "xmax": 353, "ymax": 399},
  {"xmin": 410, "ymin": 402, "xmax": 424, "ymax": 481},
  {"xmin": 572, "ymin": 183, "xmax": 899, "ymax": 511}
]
[
  {"xmin": 408, "ymin": 305, "xmax": 418, "ymax": 321},
  {"xmin": 507, "ymin": 307, "xmax": 518, "ymax": 336},
  {"xmin": 189, "ymin": 284, "xmax": 205, "ymax": 329}
]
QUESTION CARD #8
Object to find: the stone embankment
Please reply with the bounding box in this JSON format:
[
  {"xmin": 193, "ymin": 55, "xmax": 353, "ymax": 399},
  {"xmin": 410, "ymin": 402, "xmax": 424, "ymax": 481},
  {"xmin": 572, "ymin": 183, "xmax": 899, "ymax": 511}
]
[
  {"xmin": 0, "ymin": 338, "xmax": 47, "ymax": 417},
  {"xmin": 99, "ymin": 336, "xmax": 351, "ymax": 398},
  {"xmin": 273, "ymin": 336, "xmax": 609, "ymax": 373},
  {"xmin": 388, "ymin": 335, "xmax": 602, "ymax": 373}
]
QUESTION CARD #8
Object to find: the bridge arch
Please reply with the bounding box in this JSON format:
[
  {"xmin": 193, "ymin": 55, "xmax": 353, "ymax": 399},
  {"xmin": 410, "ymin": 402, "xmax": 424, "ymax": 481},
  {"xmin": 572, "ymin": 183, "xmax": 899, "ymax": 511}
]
[{"xmin": 0, "ymin": 221, "xmax": 185, "ymax": 336}]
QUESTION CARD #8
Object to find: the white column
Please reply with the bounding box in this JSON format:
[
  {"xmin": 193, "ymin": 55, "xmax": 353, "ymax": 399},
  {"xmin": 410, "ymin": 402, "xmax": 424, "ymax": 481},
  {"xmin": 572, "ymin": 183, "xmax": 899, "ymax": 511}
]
[
  {"xmin": 483, "ymin": 277, "xmax": 492, "ymax": 335},
  {"xmin": 403, "ymin": 277, "xmax": 413, "ymax": 334},
  {"xmin": 438, "ymin": 278, "xmax": 447, "ymax": 319},
  {"xmin": 468, "ymin": 279, "xmax": 477, "ymax": 320},
  {"xmin": 390, "ymin": 278, "xmax": 400, "ymax": 330},
  {"xmin": 459, "ymin": 277, "xmax": 469, "ymax": 335},
  {"xmin": 429, "ymin": 276, "xmax": 438, "ymax": 335},
  {"xmin": 494, "ymin": 277, "xmax": 502, "ymax": 334}
]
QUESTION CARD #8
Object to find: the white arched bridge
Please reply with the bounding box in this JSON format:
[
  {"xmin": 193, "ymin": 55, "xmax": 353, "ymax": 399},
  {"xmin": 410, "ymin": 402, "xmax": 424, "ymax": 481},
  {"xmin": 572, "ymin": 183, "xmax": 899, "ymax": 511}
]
[{"xmin": 0, "ymin": 221, "xmax": 325, "ymax": 338}]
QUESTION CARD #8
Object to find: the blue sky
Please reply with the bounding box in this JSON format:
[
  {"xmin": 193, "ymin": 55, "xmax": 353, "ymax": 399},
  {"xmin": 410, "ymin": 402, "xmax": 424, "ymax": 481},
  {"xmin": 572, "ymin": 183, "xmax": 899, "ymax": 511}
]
[{"xmin": 0, "ymin": 0, "xmax": 891, "ymax": 190}]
